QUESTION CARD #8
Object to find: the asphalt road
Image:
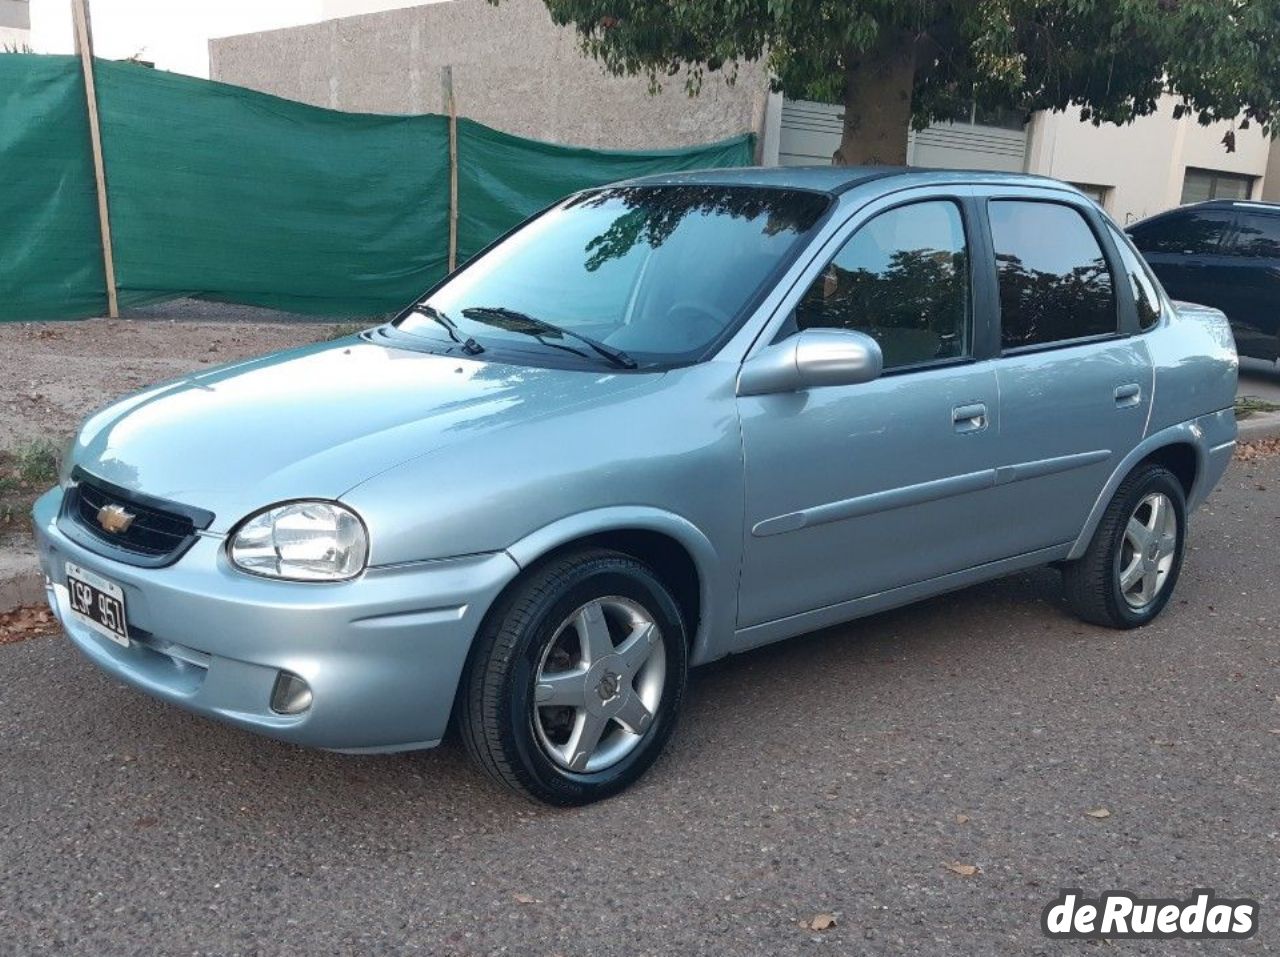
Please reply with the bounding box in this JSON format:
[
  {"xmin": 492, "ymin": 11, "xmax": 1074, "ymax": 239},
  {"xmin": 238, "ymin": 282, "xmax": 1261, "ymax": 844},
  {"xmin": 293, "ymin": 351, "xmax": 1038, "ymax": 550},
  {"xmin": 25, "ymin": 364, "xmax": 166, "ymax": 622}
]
[{"xmin": 2, "ymin": 456, "xmax": 1278, "ymax": 956}]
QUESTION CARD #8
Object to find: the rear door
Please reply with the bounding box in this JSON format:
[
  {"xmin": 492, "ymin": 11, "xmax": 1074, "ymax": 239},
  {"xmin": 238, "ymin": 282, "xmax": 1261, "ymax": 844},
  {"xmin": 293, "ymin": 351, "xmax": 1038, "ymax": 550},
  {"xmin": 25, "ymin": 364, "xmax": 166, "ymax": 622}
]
[{"xmin": 983, "ymin": 194, "xmax": 1153, "ymax": 554}]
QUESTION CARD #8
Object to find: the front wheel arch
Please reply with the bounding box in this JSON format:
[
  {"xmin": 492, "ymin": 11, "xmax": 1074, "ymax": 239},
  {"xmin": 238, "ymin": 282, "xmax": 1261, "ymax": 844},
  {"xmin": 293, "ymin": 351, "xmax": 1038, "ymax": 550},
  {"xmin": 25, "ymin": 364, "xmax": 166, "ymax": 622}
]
[{"xmin": 502, "ymin": 507, "xmax": 724, "ymax": 661}]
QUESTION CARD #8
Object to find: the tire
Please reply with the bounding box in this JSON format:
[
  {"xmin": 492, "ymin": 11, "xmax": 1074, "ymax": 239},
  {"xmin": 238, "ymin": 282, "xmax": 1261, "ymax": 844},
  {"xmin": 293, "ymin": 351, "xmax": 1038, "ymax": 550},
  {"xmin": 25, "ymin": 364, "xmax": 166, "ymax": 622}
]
[
  {"xmin": 1063, "ymin": 463, "xmax": 1188, "ymax": 629},
  {"xmin": 457, "ymin": 548, "xmax": 689, "ymax": 805}
]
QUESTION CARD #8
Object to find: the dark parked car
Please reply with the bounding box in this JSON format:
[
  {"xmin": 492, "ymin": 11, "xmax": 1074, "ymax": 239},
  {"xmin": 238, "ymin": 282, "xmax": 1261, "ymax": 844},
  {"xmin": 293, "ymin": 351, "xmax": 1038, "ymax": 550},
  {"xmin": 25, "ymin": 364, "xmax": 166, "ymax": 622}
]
[{"xmin": 1128, "ymin": 199, "xmax": 1280, "ymax": 361}]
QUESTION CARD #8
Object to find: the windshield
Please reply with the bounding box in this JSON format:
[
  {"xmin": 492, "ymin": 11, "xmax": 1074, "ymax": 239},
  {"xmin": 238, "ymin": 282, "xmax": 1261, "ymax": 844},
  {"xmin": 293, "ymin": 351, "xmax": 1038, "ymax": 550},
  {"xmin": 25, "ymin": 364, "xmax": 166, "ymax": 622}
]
[{"xmin": 396, "ymin": 185, "xmax": 832, "ymax": 367}]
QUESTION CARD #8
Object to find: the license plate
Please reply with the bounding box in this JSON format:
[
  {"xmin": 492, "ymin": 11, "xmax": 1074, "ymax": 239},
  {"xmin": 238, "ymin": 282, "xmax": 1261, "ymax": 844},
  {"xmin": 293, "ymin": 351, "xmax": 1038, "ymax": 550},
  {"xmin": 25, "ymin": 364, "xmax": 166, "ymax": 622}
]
[{"xmin": 65, "ymin": 561, "xmax": 130, "ymax": 647}]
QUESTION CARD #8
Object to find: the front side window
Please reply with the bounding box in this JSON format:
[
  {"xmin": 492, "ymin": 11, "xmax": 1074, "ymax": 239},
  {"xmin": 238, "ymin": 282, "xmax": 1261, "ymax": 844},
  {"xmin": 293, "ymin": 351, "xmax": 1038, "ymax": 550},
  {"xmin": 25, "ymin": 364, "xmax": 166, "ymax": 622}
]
[
  {"xmin": 1128, "ymin": 208, "xmax": 1234, "ymax": 256},
  {"xmin": 794, "ymin": 200, "xmax": 970, "ymax": 370},
  {"xmin": 396, "ymin": 185, "xmax": 831, "ymax": 368},
  {"xmin": 1107, "ymin": 224, "xmax": 1163, "ymax": 331},
  {"xmin": 990, "ymin": 201, "xmax": 1116, "ymax": 350}
]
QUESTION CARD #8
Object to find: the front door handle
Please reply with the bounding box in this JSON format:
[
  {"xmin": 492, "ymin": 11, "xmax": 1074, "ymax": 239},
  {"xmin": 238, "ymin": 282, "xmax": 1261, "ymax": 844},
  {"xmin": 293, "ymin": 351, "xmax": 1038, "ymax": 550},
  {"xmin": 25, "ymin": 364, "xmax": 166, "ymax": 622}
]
[
  {"xmin": 1114, "ymin": 383, "xmax": 1142, "ymax": 407},
  {"xmin": 952, "ymin": 402, "xmax": 988, "ymax": 434}
]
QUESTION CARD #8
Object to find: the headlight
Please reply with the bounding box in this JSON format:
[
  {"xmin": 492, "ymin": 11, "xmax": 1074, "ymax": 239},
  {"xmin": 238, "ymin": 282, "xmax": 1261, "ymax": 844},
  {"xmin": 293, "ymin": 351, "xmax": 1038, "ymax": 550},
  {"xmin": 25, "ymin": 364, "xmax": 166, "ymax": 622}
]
[{"xmin": 228, "ymin": 501, "xmax": 368, "ymax": 581}]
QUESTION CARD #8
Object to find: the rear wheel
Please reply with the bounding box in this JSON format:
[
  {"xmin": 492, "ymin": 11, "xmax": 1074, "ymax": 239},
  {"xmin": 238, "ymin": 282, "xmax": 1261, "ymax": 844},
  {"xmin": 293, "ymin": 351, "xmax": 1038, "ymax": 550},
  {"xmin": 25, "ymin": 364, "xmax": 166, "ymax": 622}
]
[
  {"xmin": 1063, "ymin": 463, "xmax": 1187, "ymax": 629},
  {"xmin": 458, "ymin": 548, "xmax": 688, "ymax": 805}
]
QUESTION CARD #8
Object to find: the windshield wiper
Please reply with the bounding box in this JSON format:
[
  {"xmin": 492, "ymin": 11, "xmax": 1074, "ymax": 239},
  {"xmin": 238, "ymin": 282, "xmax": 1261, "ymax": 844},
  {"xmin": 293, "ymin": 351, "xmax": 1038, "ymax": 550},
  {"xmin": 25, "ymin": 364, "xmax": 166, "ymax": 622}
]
[
  {"xmin": 461, "ymin": 306, "xmax": 637, "ymax": 370},
  {"xmin": 419, "ymin": 303, "xmax": 485, "ymax": 355}
]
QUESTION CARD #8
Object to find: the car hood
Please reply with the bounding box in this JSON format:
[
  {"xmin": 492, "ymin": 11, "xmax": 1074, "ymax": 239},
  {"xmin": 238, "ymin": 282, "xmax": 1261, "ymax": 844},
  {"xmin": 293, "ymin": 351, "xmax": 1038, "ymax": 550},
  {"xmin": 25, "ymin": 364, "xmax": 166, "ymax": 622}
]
[{"xmin": 72, "ymin": 337, "xmax": 657, "ymax": 532}]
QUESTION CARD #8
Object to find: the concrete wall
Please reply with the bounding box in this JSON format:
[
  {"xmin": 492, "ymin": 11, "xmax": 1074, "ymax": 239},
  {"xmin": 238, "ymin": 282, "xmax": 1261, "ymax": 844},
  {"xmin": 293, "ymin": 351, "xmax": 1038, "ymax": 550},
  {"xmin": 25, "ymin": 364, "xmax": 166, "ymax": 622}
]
[
  {"xmin": 0, "ymin": 0, "xmax": 28, "ymax": 29},
  {"xmin": 209, "ymin": 0, "xmax": 770, "ymax": 150},
  {"xmin": 1025, "ymin": 96, "xmax": 1272, "ymax": 224}
]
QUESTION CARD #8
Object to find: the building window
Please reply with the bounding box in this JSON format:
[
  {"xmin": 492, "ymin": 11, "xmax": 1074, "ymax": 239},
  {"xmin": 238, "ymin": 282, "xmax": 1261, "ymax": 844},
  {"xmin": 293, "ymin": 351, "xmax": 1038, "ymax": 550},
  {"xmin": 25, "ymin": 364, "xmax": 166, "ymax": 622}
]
[
  {"xmin": 1071, "ymin": 183, "xmax": 1112, "ymax": 209},
  {"xmin": 1181, "ymin": 168, "xmax": 1254, "ymax": 204},
  {"xmin": 942, "ymin": 101, "xmax": 1027, "ymax": 131}
]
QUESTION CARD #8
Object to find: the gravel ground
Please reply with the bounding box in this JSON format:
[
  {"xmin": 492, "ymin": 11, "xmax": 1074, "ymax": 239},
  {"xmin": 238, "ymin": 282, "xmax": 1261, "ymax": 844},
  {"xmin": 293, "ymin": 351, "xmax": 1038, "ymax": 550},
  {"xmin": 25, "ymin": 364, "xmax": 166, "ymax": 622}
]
[
  {"xmin": 0, "ymin": 317, "xmax": 347, "ymax": 455},
  {"xmin": 0, "ymin": 454, "xmax": 1277, "ymax": 956}
]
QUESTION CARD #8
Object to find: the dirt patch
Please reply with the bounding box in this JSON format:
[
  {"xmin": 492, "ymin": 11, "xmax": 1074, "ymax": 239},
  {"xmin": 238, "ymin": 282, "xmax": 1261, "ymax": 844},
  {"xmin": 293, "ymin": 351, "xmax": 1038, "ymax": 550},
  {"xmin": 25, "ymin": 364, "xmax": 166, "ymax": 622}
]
[
  {"xmin": 0, "ymin": 320, "xmax": 344, "ymax": 454},
  {"xmin": 0, "ymin": 319, "xmax": 345, "ymax": 551}
]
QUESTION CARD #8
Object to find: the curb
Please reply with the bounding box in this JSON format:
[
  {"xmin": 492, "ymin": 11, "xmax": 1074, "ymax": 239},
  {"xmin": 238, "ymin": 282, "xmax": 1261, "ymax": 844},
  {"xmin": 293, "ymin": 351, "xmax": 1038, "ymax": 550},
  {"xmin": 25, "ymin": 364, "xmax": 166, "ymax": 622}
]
[
  {"xmin": 1238, "ymin": 411, "xmax": 1280, "ymax": 443},
  {"xmin": 0, "ymin": 567, "xmax": 45, "ymax": 614}
]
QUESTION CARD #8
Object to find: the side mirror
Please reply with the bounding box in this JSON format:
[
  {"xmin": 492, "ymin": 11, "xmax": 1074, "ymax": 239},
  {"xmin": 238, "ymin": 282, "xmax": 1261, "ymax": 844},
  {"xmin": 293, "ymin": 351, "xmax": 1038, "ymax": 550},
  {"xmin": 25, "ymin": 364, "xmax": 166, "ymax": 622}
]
[{"xmin": 737, "ymin": 328, "xmax": 883, "ymax": 397}]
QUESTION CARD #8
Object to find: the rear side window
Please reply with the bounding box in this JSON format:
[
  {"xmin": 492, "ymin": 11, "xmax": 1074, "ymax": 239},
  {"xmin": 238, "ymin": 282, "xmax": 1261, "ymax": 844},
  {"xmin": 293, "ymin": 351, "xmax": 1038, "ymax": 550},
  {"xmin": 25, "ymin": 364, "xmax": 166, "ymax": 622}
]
[
  {"xmin": 1128, "ymin": 208, "xmax": 1234, "ymax": 255},
  {"xmin": 1107, "ymin": 224, "xmax": 1162, "ymax": 331},
  {"xmin": 990, "ymin": 201, "xmax": 1116, "ymax": 350},
  {"xmin": 1231, "ymin": 213, "xmax": 1280, "ymax": 258},
  {"xmin": 795, "ymin": 200, "xmax": 970, "ymax": 370}
]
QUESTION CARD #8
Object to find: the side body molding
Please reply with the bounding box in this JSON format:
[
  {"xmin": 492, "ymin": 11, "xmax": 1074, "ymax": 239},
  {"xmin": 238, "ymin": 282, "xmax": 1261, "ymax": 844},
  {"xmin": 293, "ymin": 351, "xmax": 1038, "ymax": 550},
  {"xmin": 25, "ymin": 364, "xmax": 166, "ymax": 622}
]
[{"xmin": 753, "ymin": 449, "xmax": 1112, "ymax": 538}]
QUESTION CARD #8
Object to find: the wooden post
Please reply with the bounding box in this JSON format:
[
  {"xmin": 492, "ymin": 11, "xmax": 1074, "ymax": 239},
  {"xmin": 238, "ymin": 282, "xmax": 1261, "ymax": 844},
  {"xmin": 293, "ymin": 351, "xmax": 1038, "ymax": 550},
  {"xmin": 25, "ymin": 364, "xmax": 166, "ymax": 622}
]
[
  {"xmin": 443, "ymin": 65, "xmax": 458, "ymax": 274},
  {"xmin": 71, "ymin": 0, "xmax": 120, "ymax": 318}
]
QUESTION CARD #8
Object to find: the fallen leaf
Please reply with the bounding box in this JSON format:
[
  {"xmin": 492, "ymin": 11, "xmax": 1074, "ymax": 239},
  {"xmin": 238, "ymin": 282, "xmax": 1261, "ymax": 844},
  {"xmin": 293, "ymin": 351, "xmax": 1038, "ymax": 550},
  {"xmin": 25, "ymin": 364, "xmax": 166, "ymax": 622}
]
[
  {"xmin": 955, "ymin": 814, "xmax": 970, "ymax": 824},
  {"xmin": 0, "ymin": 605, "xmax": 57, "ymax": 645},
  {"xmin": 800, "ymin": 913, "xmax": 836, "ymax": 931},
  {"xmin": 1085, "ymin": 808, "xmax": 1112, "ymax": 819},
  {"xmin": 944, "ymin": 861, "xmax": 979, "ymax": 877}
]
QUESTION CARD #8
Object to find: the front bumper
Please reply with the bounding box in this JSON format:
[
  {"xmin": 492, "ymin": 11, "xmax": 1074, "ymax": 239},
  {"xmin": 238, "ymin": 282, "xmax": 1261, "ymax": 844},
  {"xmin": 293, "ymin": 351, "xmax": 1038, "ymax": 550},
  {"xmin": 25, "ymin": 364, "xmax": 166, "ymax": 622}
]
[{"xmin": 33, "ymin": 488, "xmax": 520, "ymax": 752}]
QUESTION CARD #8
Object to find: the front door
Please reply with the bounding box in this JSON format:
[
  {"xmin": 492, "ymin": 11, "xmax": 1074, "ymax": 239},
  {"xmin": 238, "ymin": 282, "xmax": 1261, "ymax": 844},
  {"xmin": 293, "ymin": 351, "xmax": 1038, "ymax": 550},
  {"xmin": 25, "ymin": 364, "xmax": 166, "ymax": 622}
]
[
  {"xmin": 1130, "ymin": 206, "xmax": 1236, "ymax": 318},
  {"xmin": 737, "ymin": 196, "xmax": 1007, "ymax": 629},
  {"xmin": 1221, "ymin": 210, "xmax": 1280, "ymax": 361}
]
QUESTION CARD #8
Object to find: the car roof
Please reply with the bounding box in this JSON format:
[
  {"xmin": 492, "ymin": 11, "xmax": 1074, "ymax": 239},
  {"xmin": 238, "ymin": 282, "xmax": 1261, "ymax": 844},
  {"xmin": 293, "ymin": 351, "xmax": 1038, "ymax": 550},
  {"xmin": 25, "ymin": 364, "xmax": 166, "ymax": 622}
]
[
  {"xmin": 615, "ymin": 165, "xmax": 1079, "ymax": 196},
  {"xmin": 1128, "ymin": 198, "xmax": 1280, "ymax": 230},
  {"xmin": 1190, "ymin": 199, "xmax": 1280, "ymax": 213}
]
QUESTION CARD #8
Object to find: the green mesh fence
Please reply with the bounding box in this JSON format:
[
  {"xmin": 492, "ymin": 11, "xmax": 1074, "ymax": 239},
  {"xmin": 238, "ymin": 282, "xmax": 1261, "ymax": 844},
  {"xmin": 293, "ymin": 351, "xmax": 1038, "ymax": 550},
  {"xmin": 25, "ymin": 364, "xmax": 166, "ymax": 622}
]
[{"xmin": 0, "ymin": 55, "xmax": 754, "ymax": 322}]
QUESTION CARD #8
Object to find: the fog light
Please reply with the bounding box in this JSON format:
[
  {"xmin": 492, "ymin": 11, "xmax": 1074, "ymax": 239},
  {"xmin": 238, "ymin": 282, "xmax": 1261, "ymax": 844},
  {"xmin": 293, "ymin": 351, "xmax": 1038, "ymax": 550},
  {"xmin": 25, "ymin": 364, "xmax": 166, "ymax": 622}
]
[{"xmin": 270, "ymin": 671, "xmax": 313, "ymax": 715}]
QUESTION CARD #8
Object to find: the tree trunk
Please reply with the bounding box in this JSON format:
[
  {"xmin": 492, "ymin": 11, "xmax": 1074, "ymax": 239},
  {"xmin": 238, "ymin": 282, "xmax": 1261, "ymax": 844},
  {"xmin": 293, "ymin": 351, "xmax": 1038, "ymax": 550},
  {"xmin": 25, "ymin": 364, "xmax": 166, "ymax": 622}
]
[{"xmin": 833, "ymin": 32, "xmax": 915, "ymax": 166}]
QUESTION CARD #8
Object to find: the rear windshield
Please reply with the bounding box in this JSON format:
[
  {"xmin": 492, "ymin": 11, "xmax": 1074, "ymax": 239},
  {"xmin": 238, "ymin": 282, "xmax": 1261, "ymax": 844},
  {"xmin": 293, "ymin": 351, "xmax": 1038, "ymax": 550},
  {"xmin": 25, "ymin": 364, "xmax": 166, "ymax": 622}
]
[{"xmin": 397, "ymin": 185, "xmax": 832, "ymax": 367}]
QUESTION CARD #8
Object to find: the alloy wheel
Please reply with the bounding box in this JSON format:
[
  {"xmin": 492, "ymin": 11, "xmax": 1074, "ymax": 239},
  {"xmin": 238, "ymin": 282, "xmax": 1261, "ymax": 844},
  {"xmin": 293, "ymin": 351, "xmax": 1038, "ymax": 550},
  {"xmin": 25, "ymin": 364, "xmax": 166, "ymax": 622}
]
[
  {"xmin": 1117, "ymin": 491, "xmax": 1179, "ymax": 609},
  {"xmin": 532, "ymin": 597, "xmax": 666, "ymax": 773}
]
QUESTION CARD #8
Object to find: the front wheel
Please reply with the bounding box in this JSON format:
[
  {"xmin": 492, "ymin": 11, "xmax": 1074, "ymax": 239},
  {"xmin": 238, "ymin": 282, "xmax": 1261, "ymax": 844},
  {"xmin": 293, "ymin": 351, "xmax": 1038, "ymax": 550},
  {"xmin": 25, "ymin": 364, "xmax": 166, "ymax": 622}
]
[
  {"xmin": 1063, "ymin": 463, "xmax": 1187, "ymax": 629},
  {"xmin": 457, "ymin": 548, "xmax": 688, "ymax": 805}
]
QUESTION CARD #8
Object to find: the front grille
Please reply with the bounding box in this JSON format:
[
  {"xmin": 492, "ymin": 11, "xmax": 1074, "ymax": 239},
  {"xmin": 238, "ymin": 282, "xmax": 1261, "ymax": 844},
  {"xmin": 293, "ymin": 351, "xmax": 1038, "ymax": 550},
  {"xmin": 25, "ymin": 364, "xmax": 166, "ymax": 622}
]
[{"xmin": 58, "ymin": 469, "xmax": 215, "ymax": 568}]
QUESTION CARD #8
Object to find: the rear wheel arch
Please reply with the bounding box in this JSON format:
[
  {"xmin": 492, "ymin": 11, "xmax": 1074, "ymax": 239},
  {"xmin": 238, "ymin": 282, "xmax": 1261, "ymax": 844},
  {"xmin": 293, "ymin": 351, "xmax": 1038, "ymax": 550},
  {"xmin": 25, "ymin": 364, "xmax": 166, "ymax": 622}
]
[
  {"xmin": 1069, "ymin": 432, "xmax": 1206, "ymax": 560},
  {"xmin": 1140, "ymin": 442, "xmax": 1198, "ymax": 500}
]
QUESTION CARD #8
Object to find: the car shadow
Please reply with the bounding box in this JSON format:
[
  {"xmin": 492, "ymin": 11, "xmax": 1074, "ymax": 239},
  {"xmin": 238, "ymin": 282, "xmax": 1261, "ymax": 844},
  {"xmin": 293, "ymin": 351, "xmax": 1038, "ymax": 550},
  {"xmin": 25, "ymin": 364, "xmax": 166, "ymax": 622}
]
[{"xmin": 40, "ymin": 562, "xmax": 1101, "ymax": 838}]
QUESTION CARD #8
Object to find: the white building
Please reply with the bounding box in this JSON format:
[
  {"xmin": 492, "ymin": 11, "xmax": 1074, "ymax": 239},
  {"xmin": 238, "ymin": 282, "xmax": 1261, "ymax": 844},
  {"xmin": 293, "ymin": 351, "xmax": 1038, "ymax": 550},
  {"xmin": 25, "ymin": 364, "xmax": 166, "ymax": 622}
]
[
  {"xmin": 0, "ymin": 0, "xmax": 30, "ymax": 49},
  {"xmin": 767, "ymin": 93, "xmax": 1273, "ymax": 225}
]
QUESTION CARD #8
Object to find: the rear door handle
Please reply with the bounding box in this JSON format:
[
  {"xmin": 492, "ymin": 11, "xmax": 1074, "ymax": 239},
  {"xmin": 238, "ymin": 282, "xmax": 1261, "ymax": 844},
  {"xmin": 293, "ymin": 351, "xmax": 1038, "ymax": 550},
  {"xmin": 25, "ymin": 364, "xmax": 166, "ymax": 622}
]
[
  {"xmin": 1114, "ymin": 383, "xmax": 1142, "ymax": 407},
  {"xmin": 952, "ymin": 402, "xmax": 988, "ymax": 434}
]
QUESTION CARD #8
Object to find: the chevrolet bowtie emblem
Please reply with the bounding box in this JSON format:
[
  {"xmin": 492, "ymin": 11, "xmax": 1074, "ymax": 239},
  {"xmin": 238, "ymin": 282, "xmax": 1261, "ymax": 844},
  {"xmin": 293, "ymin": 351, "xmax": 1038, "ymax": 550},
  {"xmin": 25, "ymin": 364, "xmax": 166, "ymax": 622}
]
[{"xmin": 96, "ymin": 503, "xmax": 136, "ymax": 535}]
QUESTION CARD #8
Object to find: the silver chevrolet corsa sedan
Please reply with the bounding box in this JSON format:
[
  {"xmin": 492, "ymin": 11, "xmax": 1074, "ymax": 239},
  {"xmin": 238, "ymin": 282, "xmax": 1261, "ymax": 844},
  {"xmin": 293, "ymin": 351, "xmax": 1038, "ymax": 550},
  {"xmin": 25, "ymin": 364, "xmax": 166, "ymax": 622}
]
[{"xmin": 35, "ymin": 168, "xmax": 1238, "ymax": 804}]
